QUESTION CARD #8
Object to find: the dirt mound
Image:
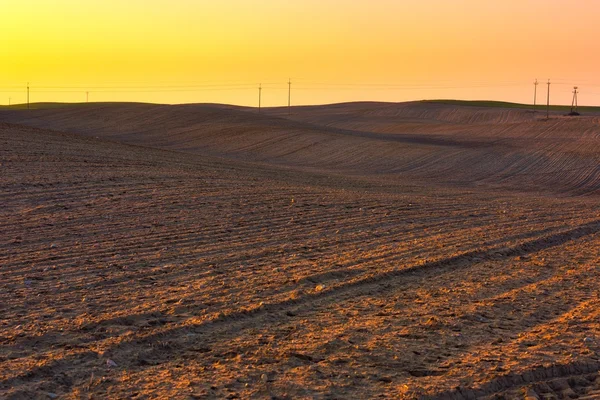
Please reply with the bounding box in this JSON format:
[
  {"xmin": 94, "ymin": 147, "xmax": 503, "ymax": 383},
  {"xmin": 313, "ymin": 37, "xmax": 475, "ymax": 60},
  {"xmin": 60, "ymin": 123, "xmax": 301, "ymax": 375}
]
[
  {"xmin": 2, "ymin": 102, "xmax": 600, "ymax": 195},
  {"xmin": 2, "ymin": 123, "xmax": 599, "ymax": 399},
  {"xmin": 268, "ymin": 101, "xmax": 537, "ymax": 125}
]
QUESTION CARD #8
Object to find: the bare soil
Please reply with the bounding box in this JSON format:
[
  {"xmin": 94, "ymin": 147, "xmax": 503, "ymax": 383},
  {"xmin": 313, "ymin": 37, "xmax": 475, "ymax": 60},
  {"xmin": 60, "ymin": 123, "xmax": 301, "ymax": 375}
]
[{"xmin": 1, "ymin": 102, "xmax": 599, "ymax": 399}]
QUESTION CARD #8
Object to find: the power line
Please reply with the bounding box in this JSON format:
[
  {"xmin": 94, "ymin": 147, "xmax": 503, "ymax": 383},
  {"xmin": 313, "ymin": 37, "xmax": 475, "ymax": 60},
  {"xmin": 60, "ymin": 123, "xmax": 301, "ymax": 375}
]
[
  {"xmin": 24, "ymin": 88, "xmax": 266, "ymax": 93},
  {"xmin": 30, "ymin": 83, "xmax": 262, "ymax": 89},
  {"xmin": 4, "ymin": 79, "xmax": 599, "ymax": 107},
  {"xmin": 294, "ymin": 80, "xmax": 528, "ymax": 88},
  {"xmin": 0, "ymin": 82, "xmax": 536, "ymax": 91},
  {"xmin": 0, "ymin": 81, "xmax": 586, "ymax": 93},
  {"xmin": 5, "ymin": 79, "xmax": 600, "ymax": 91},
  {"xmin": 293, "ymin": 84, "xmax": 528, "ymax": 91}
]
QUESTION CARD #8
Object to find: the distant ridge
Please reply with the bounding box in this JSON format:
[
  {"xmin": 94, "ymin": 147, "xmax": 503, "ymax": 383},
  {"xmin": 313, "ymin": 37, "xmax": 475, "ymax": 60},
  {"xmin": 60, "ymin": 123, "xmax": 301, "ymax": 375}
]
[
  {"xmin": 3, "ymin": 99, "xmax": 600, "ymax": 113},
  {"xmin": 2, "ymin": 100, "xmax": 600, "ymax": 195},
  {"xmin": 422, "ymin": 99, "xmax": 600, "ymax": 113}
]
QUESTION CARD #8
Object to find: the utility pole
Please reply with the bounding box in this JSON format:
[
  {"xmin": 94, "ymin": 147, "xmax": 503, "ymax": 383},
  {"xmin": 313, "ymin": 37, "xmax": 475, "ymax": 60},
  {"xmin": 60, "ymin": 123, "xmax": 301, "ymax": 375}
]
[
  {"xmin": 288, "ymin": 78, "xmax": 291, "ymax": 114},
  {"xmin": 27, "ymin": 82, "xmax": 30, "ymax": 110},
  {"xmin": 533, "ymin": 79, "xmax": 538, "ymax": 112},
  {"xmin": 86, "ymin": 91, "xmax": 89, "ymax": 103},
  {"xmin": 258, "ymin": 84, "xmax": 262, "ymax": 112},
  {"xmin": 546, "ymin": 79, "xmax": 550, "ymax": 119},
  {"xmin": 571, "ymin": 86, "xmax": 579, "ymax": 114},
  {"xmin": 8, "ymin": 97, "xmax": 11, "ymax": 106}
]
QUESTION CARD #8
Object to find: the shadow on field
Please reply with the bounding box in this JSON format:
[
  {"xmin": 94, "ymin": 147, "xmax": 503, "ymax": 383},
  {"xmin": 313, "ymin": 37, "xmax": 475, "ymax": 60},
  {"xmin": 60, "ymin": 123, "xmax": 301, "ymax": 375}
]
[
  {"xmin": 422, "ymin": 360, "xmax": 600, "ymax": 400},
  {"xmin": 3, "ymin": 218, "xmax": 600, "ymax": 393}
]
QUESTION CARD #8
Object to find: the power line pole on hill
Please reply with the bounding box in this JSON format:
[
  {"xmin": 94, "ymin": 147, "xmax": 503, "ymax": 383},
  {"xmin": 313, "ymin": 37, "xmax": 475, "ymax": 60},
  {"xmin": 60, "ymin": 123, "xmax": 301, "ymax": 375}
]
[
  {"xmin": 533, "ymin": 79, "xmax": 538, "ymax": 112},
  {"xmin": 258, "ymin": 84, "xmax": 262, "ymax": 112},
  {"xmin": 546, "ymin": 79, "xmax": 551, "ymax": 119},
  {"xmin": 288, "ymin": 78, "xmax": 291, "ymax": 114},
  {"xmin": 27, "ymin": 83, "xmax": 29, "ymax": 110},
  {"xmin": 571, "ymin": 86, "xmax": 579, "ymax": 114}
]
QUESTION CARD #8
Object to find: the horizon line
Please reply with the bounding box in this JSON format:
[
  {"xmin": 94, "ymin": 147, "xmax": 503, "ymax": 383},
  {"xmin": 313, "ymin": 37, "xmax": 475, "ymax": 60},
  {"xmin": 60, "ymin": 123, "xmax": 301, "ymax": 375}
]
[{"xmin": 1, "ymin": 99, "xmax": 599, "ymax": 110}]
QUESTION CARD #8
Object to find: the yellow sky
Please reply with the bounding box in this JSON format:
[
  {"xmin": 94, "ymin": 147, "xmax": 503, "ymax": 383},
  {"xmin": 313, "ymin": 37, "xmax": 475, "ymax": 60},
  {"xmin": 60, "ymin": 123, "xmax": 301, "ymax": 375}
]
[{"xmin": 1, "ymin": 0, "xmax": 599, "ymax": 106}]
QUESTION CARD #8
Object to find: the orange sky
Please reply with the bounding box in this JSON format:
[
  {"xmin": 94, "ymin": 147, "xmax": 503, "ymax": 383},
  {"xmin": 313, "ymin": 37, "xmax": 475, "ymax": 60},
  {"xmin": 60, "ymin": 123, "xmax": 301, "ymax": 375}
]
[{"xmin": 1, "ymin": 0, "xmax": 599, "ymax": 106}]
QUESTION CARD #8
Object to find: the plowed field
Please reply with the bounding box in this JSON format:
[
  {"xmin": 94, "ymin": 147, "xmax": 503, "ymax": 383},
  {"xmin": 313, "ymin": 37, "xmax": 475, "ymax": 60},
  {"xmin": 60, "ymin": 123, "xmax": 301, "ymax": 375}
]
[{"xmin": 1, "ymin": 102, "xmax": 599, "ymax": 399}]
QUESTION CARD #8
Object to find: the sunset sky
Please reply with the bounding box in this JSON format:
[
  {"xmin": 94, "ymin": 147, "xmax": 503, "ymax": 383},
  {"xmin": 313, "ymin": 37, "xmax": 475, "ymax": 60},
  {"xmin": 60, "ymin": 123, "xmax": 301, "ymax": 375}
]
[{"xmin": 2, "ymin": 0, "xmax": 599, "ymax": 106}]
